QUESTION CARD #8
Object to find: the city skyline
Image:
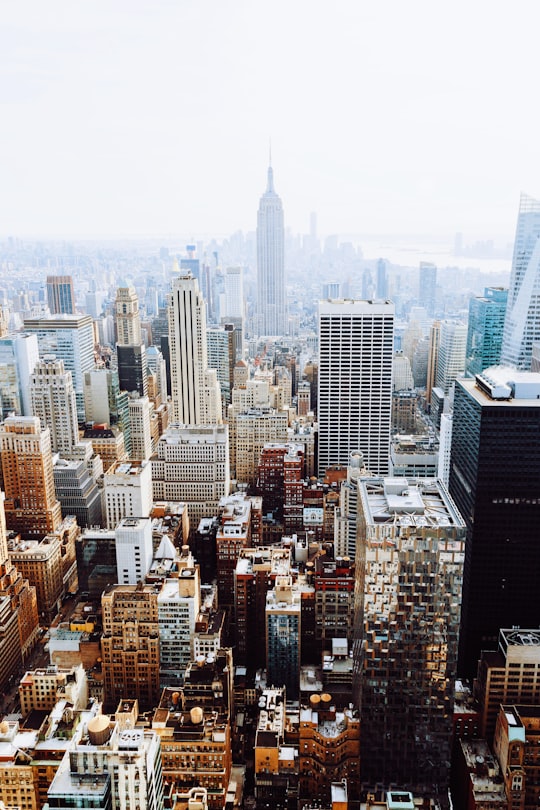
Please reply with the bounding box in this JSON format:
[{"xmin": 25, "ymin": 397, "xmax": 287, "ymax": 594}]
[{"xmin": 1, "ymin": 1, "xmax": 540, "ymax": 241}]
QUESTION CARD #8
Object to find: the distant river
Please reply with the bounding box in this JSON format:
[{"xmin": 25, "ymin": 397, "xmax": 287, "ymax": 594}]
[{"xmin": 358, "ymin": 238, "xmax": 511, "ymax": 275}]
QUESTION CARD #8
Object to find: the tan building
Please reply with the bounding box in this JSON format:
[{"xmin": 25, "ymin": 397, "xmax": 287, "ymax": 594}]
[
  {"xmin": 0, "ymin": 415, "xmax": 62, "ymax": 538},
  {"xmin": 101, "ymin": 582, "xmax": 161, "ymax": 711},
  {"xmin": 18, "ymin": 663, "xmax": 88, "ymax": 717},
  {"xmin": 0, "ymin": 498, "xmax": 39, "ymax": 692},
  {"xmin": 474, "ymin": 629, "xmax": 540, "ymax": 746},
  {"xmin": 230, "ymin": 407, "xmax": 288, "ymax": 486},
  {"xmin": 254, "ymin": 686, "xmax": 299, "ymax": 809},
  {"xmin": 82, "ymin": 425, "xmax": 127, "ymax": 473},
  {"xmin": 299, "ymin": 694, "xmax": 360, "ymax": 803},
  {"xmin": 9, "ymin": 533, "xmax": 64, "ymax": 622}
]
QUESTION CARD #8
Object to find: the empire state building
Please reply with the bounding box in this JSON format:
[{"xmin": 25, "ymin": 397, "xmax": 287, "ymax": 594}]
[{"xmin": 256, "ymin": 164, "xmax": 287, "ymax": 337}]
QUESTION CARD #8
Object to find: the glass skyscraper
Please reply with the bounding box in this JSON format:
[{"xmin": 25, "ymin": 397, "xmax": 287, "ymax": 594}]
[
  {"xmin": 465, "ymin": 286, "xmax": 508, "ymax": 377},
  {"xmin": 501, "ymin": 193, "xmax": 540, "ymax": 369}
]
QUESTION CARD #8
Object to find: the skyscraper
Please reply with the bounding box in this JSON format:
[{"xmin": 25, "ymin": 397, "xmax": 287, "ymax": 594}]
[
  {"xmin": 317, "ymin": 299, "xmax": 394, "ymax": 476},
  {"xmin": 46, "ymin": 275, "xmax": 75, "ymax": 315},
  {"xmin": 435, "ymin": 320, "xmax": 467, "ymax": 394},
  {"xmin": 418, "ymin": 262, "xmax": 437, "ymax": 315},
  {"xmin": 465, "ymin": 287, "xmax": 508, "ymax": 377},
  {"xmin": 115, "ymin": 286, "xmax": 148, "ymax": 398},
  {"xmin": 24, "ymin": 314, "xmax": 95, "ymax": 422},
  {"xmin": 501, "ymin": 193, "xmax": 540, "ymax": 369},
  {"xmin": 449, "ymin": 368, "xmax": 540, "ymax": 677},
  {"xmin": 167, "ymin": 272, "xmax": 221, "ymax": 425},
  {"xmin": 30, "ymin": 356, "xmax": 79, "ymax": 454},
  {"xmin": 0, "ymin": 415, "xmax": 62, "ymax": 538},
  {"xmin": 256, "ymin": 163, "xmax": 287, "ymax": 336},
  {"xmin": 353, "ymin": 476, "xmax": 465, "ymax": 798}
]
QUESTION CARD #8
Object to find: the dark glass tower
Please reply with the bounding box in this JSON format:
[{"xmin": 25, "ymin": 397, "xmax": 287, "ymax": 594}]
[{"xmin": 449, "ymin": 369, "xmax": 540, "ymax": 677}]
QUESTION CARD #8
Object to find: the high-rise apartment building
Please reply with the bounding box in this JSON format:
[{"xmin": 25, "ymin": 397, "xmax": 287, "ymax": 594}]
[
  {"xmin": 0, "ymin": 332, "xmax": 39, "ymax": 417},
  {"xmin": 46, "ymin": 275, "xmax": 75, "ymax": 315},
  {"xmin": 449, "ymin": 368, "xmax": 540, "ymax": 677},
  {"xmin": 418, "ymin": 262, "xmax": 437, "ymax": 315},
  {"xmin": 318, "ymin": 299, "xmax": 394, "ymax": 476},
  {"xmin": 426, "ymin": 319, "xmax": 440, "ymax": 405},
  {"xmin": 101, "ymin": 583, "xmax": 161, "ymax": 710},
  {"xmin": 465, "ymin": 286, "xmax": 508, "ymax": 377},
  {"xmin": 501, "ymin": 193, "xmax": 540, "ymax": 370},
  {"xmin": 168, "ymin": 273, "xmax": 221, "ymax": 425},
  {"xmin": 353, "ymin": 476, "xmax": 465, "ymax": 798},
  {"xmin": 207, "ymin": 325, "xmax": 235, "ymax": 411},
  {"xmin": 30, "ymin": 355, "xmax": 79, "ymax": 454},
  {"xmin": 0, "ymin": 490, "xmax": 39, "ymax": 693},
  {"xmin": 0, "ymin": 415, "xmax": 62, "ymax": 538},
  {"xmin": 24, "ymin": 314, "xmax": 95, "ymax": 421},
  {"xmin": 257, "ymin": 164, "xmax": 287, "ymax": 337},
  {"xmin": 435, "ymin": 320, "xmax": 467, "ymax": 394}
]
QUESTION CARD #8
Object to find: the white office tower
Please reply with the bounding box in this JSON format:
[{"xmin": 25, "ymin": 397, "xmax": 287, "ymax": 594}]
[
  {"xmin": 115, "ymin": 516, "xmax": 153, "ymax": 584},
  {"xmin": 168, "ymin": 273, "xmax": 222, "ymax": 425},
  {"xmin": 435, "ymin": 320, "xmax": 467, "ymax": 394},
  {"xmin": 158, "ymin": 549, "xmax": 201, "ymax": 686},
  {"xmin": 128, "ymin": 394, "xmax": 153, "ymax": 461},
  {"xmin": 438, "ymin": 411, "xmax": 453, "ymax": 486},
  {"xmin": 256, "ymin": 163, "xmax": 287, "ymax": 337},
  {"xmin": 103, "ymin": 460, "xmax": 153, "ymax": 529},
  {"xmin": 0, "ymin": 332, "xmax": 39, "ymax": 417},
  {"xmin": 23, "ymin": 314, "xmax": 95, "ymax": 422},
  {"xmin": 501, "ymin": 193, "xmax": 540, "ymax": 369},
  {"xmin": 318, "ymin": 299, "xmax": 394, "ymax": 476},
  {"xmin": 47, "ymin": 720, "xmax": 163, "ymax": 810},
  {"xmin": 223, "ymin": 266, "xmax": 244, "ymax": 318},
  {"xmin": 30, "ymin": 355, "xmax": 79, "ymax": 454},
  {"xmin": 151, "ymin": 424, "xmax": 230, "ymax": 524}
]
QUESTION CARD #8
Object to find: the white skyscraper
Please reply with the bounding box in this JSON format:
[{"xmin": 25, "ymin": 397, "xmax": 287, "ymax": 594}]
[
  {"xmin": 223, "ymin": 266, "xmax": 244, "ymax": 319},
  {"xmin": 501, "ymin": 193, "xmax": 540, "ymax": 369},
  {"xmin": 318, "ymin": 299, "xmax": 394, "ymax": 476},
  {"xmin": 256, "ymin": 163, "xmax": 287, "ymax": 337},
  {"xmin": 435, "ymin": 320, "xmax": 467, "ymax": 394},
  {"xmin": 30, "ymin": 355, "xmax": 79, "ymax": 454},
  {"xmin": 168, "ymin": 273, "xmax": 221, "ymax": 425}
]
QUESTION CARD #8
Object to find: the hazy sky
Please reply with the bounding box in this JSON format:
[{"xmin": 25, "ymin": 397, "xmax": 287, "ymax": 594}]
[{"xmin": 1, "ymin": 1, "xmax": 538, "ymax": 241}]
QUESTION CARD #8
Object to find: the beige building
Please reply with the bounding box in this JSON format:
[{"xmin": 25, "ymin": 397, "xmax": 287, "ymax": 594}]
[
  {"xmin": 0, "ymin": 491, "xmax": 40, "ymax": 693},
  {"xmin": 18, "ymin": 663, "xmax": 88, "ymax": 716},
  {"xmin": 474, "ymin": 628, "xmax": 540, "ymax": 745},
  {"xmin": 9, "ymin": 533, "xmax": 64, "ymax": 621},
  {"xmin": 151, "ymin": 424, "xmax": 230, "ymax": 524},
  {"xmin": 229, "ymin": 407, "xmax": 288, "ymax": 486}
]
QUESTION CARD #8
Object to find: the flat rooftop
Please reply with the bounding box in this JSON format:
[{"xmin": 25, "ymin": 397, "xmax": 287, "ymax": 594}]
[{"xmin": 359, "ymin": 477, "xmax": 465, "ymax": 530}]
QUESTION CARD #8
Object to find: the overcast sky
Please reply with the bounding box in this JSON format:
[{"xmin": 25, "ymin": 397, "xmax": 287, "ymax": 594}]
[{"xmin": 1, "ymin": 1, "xmax": 538, "ymax": 241}]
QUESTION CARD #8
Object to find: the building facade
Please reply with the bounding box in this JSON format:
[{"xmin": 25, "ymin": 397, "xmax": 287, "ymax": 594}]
[
  {"xmin": 256, "ymin": 164, "xmax": 287, "ymax": 337},
  {"xmin": 318, "ymin": 299, "xmax": 394, "ymax": 476}
]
